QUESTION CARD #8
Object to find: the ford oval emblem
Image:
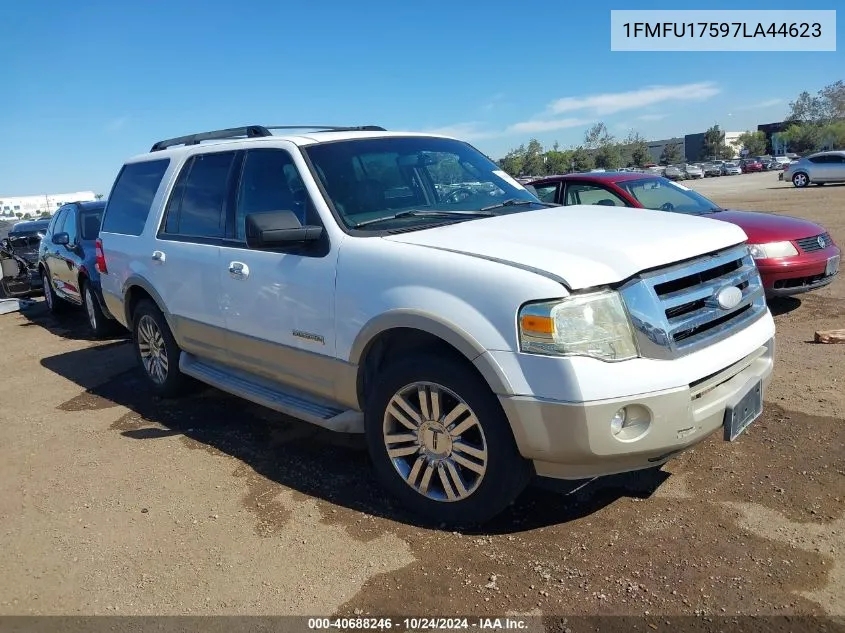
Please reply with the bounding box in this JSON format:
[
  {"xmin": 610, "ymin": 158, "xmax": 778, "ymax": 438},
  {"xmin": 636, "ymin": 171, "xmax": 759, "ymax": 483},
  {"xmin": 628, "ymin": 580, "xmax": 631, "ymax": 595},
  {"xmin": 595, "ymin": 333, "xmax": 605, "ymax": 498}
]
[{"xmin": 716, "ymin": 286, "xmax": 743, "ymax": 310}]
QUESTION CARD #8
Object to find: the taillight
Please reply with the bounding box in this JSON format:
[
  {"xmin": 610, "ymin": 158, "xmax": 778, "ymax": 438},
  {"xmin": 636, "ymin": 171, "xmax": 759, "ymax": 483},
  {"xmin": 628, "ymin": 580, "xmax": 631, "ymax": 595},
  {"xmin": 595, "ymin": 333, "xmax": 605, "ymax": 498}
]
[{"xmin": 95, "ymin": 238, "xmax": 108, "ymax": 274}]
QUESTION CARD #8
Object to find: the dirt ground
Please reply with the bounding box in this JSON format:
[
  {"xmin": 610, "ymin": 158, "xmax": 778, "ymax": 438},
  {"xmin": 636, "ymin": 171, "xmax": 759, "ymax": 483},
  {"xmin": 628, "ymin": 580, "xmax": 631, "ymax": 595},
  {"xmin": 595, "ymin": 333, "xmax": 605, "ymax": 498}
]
[{"xmin": 0, "ymin": 172, "xmax": 842, "ymax": 623}]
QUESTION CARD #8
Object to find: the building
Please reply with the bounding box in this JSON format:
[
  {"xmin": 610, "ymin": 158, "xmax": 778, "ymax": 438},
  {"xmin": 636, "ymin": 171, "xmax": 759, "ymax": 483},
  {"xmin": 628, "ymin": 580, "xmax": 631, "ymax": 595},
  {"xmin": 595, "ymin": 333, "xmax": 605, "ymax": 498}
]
[
  {"xmin": 647, "ymin": 137, "xmax": 685, "ymax": 164},
  {"xmin": 0, "ymin": 191, "xmax": 97, "ymax": 219},
  {"xmin": 683, "ymin": 131, "xmax": 742, "ymax": 162}
]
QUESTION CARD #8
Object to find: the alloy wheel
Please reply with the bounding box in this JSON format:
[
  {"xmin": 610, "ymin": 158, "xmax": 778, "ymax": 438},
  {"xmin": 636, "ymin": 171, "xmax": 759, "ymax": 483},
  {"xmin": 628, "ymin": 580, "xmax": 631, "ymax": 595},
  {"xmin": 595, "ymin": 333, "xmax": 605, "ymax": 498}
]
[
  {"xmin": 137, "ymin": 315, "xmax": 169, "ymax": 384},
  {"xmin": 382, "ymin": 381, "xmax": 488, "ymax": 502}
]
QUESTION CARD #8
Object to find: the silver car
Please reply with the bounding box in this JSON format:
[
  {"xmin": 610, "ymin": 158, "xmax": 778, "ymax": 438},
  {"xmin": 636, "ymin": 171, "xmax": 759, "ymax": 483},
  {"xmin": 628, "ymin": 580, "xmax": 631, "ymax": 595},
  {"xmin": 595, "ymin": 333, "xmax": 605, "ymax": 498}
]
[
  {"xmin": 721, "ymin": 162, "xmax": 742, "ymax": 175},
  {"xmin": 682, "ymin": 163, "xmax": 704, "ymax": 179},
  {"xmin": 784, "ymin": 150, "xmax": 845, "ymax": 188}
]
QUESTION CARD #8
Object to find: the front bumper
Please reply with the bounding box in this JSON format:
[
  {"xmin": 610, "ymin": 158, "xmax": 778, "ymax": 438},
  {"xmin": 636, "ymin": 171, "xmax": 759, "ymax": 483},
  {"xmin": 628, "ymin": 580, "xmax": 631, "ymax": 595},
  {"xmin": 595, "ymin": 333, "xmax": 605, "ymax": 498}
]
[
  {"xmin": 757, "ymin": 246, "xmax": 841, "ymax": 297},
  {"xmin": 497, "ymin": 339, "xmax": 775, "ymax": 480}
]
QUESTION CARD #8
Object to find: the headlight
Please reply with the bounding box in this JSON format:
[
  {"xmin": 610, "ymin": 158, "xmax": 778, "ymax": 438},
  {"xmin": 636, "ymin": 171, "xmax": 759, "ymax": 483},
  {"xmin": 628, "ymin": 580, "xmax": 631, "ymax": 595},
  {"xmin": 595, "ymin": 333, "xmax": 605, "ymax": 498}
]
[
  {"xmin": 518, "ymin": 291, "xmax": 639, "ymax": 361},
  {"xmin": 748, "ymin": 241, "xmax": 798, "ymax": 259}
]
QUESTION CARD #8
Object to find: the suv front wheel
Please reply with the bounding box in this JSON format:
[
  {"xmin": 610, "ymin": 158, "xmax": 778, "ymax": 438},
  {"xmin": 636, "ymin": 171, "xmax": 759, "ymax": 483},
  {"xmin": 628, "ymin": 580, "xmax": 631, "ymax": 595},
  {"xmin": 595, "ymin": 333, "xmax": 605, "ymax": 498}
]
[
  {"xmin": 365, "ymin": 354, "xmax": 532, "ymax": 526},
  {"xmin": 132, "ymin": 299, "xmax": 190, "ymax": 397}
]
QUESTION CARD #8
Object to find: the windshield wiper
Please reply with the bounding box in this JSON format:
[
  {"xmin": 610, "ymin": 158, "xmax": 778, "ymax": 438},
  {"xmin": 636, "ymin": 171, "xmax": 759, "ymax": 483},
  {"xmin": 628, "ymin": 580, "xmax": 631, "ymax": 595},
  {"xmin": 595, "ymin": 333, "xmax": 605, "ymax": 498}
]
[
  {"xmin": 352, "ymin": 209, "xmax": 495, "ymax": 228},
  {"xmin": 480, "ymin": 198, "xmax": 537, "ymax": 212}
]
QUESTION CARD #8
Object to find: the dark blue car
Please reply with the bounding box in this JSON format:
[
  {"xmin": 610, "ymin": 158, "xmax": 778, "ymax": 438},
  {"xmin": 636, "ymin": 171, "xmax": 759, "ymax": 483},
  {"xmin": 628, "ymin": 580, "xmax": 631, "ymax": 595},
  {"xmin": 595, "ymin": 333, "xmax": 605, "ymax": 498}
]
[{"xmin": 37, "ymin": 200, "xmax": 120, "ymax": 336}]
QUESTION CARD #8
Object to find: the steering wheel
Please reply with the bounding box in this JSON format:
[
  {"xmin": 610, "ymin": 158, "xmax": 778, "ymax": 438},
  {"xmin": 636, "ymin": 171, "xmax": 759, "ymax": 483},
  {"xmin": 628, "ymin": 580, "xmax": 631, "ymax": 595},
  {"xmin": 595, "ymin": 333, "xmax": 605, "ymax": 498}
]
[
  {"xmin": 660, "ymin": 202, "xmax": 675, "ymax": 211},
  {"xmin": 443, "ymin": 187, "xmax": 474, "ymax": 204}
]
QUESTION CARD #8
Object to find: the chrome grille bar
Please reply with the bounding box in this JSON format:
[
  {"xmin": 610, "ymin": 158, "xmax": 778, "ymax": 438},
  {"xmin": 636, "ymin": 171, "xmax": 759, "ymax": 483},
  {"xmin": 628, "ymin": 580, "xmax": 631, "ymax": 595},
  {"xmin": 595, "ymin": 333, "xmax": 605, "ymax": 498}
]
[{"xmin": 620, "ymin": 244, "xmax": 768, "ymax": 360}]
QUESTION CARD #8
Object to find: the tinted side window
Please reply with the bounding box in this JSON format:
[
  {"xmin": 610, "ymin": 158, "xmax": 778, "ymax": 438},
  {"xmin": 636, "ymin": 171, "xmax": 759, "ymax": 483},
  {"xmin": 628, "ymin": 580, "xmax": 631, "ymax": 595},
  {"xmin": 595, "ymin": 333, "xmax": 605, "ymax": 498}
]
[
  {"xmin": 530, "ymin": 184, "xmax": 558, "ymax": 203},
  {"xmin": 235, "ymin": 149, "xmax": 309, "ymax": 240},
  {"xmin": 102, "ymin": 159, "xmax": 170, "ymax": 236},
  {"xmin": 64, "ymin": 208, "xmax": 79, "ymax": 244},
  {"xmin": 564, "ymin": 184, "xmax": 627, "ymax": 207},
  {"xmin": 165, "ymin": 152, "xmax": 236, "ymax": 238},
  {"xmin": 51, "ymin": 208, "xmax": 69, "ymax": 234},
  {"xmin": 808, "ymin": 156, "xmax": 828, "ymax": 164}
]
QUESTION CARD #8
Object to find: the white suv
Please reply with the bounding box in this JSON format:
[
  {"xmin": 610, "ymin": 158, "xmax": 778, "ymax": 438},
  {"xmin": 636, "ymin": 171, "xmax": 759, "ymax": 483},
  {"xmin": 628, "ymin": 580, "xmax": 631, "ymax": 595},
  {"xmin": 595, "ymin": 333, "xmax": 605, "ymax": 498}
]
[{"xmin": 97, "ymin": 125, "xmax": 776, "ymax": 525}]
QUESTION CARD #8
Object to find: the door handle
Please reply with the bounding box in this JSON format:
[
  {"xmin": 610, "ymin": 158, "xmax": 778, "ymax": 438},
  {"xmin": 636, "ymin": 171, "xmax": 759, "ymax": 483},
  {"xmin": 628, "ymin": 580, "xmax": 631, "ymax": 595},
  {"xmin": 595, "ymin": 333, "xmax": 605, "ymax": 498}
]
[
  {"xmin": 228, "ymin": 261, "xmax": 249, "ymax": 279},
  {"xmin": 151, "ymin": 250, "xmax": 166, "ymax": 263}
]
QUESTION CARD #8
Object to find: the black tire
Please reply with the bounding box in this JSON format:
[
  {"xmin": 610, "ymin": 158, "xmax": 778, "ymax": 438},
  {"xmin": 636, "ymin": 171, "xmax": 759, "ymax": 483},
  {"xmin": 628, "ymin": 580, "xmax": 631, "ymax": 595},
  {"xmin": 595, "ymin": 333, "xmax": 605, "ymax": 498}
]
[
  {"xmin": 132, "ymin": 299, "xmax": 190, "ymax": 398},
  {"xmin": 792, "ymin": 172, "xmax": 810, "ymax": 188},
  {"xmin": 364, "ymin": 354, "xmax": 532, "ymax": 526},
  {"xmin": 81, "ymin": 279, "xmax": 115, "ymax": 338},
  {"xmin": 41, "ymin": 269, "xmax": 65, "ymax": 314}
]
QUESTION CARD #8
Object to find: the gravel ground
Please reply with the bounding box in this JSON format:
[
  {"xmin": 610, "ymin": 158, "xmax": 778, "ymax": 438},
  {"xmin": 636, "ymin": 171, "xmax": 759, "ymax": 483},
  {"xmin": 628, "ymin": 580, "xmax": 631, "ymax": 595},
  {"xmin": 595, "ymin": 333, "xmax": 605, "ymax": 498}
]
[{"xmin": 0, "ymin": 172, "xmax": 842, "ymax": 622}]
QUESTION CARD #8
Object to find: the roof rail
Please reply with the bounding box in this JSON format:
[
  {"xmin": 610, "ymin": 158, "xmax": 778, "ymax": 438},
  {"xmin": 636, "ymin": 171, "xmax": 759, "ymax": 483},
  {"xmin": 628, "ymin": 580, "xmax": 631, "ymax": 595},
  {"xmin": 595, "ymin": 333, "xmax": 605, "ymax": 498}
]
[
  {"xmin": 150, "ymin": 125, "xmax": 273, "ymax": 152},
  {"xmin": 150, "ymin": 124, "xmax": 386, "ymax": 152}
]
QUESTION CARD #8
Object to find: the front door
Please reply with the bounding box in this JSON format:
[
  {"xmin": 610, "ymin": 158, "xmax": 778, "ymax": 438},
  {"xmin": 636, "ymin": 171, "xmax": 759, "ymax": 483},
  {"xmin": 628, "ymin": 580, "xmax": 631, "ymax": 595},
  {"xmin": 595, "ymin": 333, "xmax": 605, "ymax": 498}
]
[{"xmin": 217, "ymin": 146, "xmax": 339, "ymax": 402}]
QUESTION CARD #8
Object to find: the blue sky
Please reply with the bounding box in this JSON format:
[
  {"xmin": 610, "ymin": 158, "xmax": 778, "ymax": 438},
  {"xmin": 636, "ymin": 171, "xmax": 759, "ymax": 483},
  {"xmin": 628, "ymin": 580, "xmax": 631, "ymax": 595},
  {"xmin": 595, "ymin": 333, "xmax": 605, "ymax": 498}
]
[{"xmin": 0, "ymin": 0, "xmax": 841, "ymax": 195}]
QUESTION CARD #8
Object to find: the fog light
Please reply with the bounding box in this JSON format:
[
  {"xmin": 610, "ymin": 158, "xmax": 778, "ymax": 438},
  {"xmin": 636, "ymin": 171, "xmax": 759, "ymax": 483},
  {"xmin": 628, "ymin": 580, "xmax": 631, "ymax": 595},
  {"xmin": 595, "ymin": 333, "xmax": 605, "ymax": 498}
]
[{"xmin": 610, "ymin": 408, "xmax": 627, "ymax": 435}]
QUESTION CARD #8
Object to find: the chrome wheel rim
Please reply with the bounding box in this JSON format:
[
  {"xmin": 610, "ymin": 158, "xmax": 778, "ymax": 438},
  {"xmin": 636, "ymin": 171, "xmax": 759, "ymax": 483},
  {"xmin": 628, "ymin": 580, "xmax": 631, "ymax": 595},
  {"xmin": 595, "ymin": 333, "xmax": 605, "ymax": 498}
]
[
  {"xmin": 85, "ymin": 288, "xmax": 97, "ymax": 330},
  {"xmin": 794, "ymin": 174, "xmax": 807, "ymax": 187},
  {"xmin": 43, "ymin": 274, "xmax": 52, "ymax": 309},
  {"xmin": 383, "ymin": 381, "xmax": 488, "ymax": 503},
  {"xmin": 137, "ymin": 315, "xmax": 168, "ymax": 384}
]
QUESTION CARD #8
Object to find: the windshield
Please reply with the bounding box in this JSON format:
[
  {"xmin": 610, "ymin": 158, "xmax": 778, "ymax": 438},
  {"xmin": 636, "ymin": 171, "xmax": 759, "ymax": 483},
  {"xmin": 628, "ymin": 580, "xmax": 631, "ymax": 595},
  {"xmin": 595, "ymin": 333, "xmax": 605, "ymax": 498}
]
[
  {"xmin": 303, "ymin": 136, "xmax": 544, "ymax": 231},
  {"xmin": 615, "ymin": 177, "xmax": 720, "ymax": 215},
  {"xmin": 8, "ymin": 232, "xmax": 44, "ymax": 248}
]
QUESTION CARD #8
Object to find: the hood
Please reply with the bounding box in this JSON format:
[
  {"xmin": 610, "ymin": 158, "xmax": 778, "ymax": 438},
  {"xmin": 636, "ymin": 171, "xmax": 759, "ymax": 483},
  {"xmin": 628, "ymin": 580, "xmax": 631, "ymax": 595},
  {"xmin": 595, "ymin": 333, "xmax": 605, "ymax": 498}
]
[
  {"xmin": 705, "ymin": 210, "xmax": 826, "ymax": 243},
  {"xmin": 383, "ymin": 205, "xmax": 748, "ymax": 290}
]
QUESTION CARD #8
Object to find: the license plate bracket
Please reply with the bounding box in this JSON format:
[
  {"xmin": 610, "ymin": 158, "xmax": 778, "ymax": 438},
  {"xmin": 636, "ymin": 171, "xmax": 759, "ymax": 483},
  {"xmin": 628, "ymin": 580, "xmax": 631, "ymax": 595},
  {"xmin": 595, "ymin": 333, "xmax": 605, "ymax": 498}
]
[
  {"xmin": 826, "ymin": 254, "xmax": 840, "ymax": 277},
  {"xmin": 723, "ymin": 378, "xmax": 763, "ymax": 442}
]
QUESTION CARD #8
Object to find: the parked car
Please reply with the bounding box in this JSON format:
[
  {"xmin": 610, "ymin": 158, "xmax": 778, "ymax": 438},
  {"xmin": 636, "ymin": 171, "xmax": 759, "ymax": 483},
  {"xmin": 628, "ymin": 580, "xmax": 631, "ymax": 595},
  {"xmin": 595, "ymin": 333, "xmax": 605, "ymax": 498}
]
[
  {"xmin": 35, "ymin": 200, "xmax": 119, "ymax": 336},
  {"xmin": 663, "ymin": 165, "xmax": 685, "ymax": 180},
  {"xmin": 740, "ymin": 159, "xmax": 764, "ymax": 173},
  {"xmin": 702, "ymin": 162, "xmax": 723, "ymax": 177},
  {"xmin": 722, "ymin": 162, "xmax": 742, "ymax": 176},
  {"xmin": 96, "ymin": 124, "xmax": 775, "ymax": 525},
  {"xmin": 782, "ymin": 150, "xmax": 845, "ymax": 188},
  {"xmin": 525, "ymin": 172, "xmax": 840, "ymax": 298},
  {"xmin": 0, "ymin": 219, "xmax": 49, "ymax": 298},
  {"xmin": 682, "ymin": 163, "xmax": 704, "ymax": 179}
]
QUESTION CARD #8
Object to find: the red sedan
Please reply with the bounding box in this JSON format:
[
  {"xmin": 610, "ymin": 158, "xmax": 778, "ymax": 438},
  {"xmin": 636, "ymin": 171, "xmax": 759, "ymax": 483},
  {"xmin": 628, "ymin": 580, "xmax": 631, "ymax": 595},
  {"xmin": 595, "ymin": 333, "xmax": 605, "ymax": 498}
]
[
  {"xmin": 741, "ymin": 159, "xmax": 764, "ymax": 173},
  {"xmin": 526, "ymin": 172, "xmax": 841, "ymax": 298}
]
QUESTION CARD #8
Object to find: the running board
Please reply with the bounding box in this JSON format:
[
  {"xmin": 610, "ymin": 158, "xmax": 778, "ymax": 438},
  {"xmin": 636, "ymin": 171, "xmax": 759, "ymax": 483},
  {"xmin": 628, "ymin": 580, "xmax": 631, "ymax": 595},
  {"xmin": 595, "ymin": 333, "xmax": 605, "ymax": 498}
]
[{"xmin": 179, "ymin": 353, "xmax": 364, "ymax": 433}]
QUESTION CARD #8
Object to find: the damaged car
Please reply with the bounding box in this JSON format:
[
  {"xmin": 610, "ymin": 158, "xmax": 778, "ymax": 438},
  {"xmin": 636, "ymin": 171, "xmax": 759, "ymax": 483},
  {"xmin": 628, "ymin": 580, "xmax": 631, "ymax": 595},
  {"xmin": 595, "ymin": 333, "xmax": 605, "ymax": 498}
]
[{"xmin": 0, "ymin": 219, "xmax": 49, "ymax": 298}]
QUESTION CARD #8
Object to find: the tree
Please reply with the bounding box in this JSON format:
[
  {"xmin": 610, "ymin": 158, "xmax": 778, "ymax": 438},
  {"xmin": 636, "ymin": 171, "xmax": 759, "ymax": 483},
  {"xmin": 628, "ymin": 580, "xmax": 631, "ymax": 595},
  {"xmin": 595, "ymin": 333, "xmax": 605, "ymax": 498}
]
[
  {"xmin": 660, "ymin": 142, "xmax": 683, "ymax": 165},
  {"xmin": 499, "ymin": 145, "xmax": 526, "ymax": 176},
  {"xmin": 95, "ymin": 194, "xmax": 104, "ymax": 200},
  {"xmin": 703, "ymin": 124, "xmax": 733, "ymax": 160},
  {"xmin": 584, "ymin": 122, "xmax": 614, "ymax": 149},
  {"xmin": 570, "ymin": 146, "xmax": 594, "ymax": 172},
  {"xmin": 523, "ymin": 139, "xmax": 545, "ymax": 176},
  {"xmin": 14, "ymin": 212, "xmax": 22, "ymax": 218},
  {"xmin": 594, "ymin": 144, "xmax": 623, "ymax": 170},
  {"xmin": 821, "ymin": 120, "xmax": 845, "ymax": 149},
  {"xmin": 788, "ymin": 80, "xmax": 845, "ymax": 125},
  {"xmin": 736, "ymin": 130, "xmax": 768, "ymax": 156},
  {"xmin": 40, "ymin": 211, "xmax": 51, "ymax": 219},
  {"xmin": 544, "ymin": 149, "xmax": 572, "ymax": 175},
  {"xmin": 781, "ymin": 123, "xmax": 823, "ymax": 154},
  {"xmin": 624, "ymin": 130, "xmax": 651, "ymax": 167}
]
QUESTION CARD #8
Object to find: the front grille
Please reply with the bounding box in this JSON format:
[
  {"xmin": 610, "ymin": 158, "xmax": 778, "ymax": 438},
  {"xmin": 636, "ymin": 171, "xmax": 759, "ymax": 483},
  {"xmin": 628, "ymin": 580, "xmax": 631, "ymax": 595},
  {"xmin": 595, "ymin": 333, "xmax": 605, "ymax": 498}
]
[
  {"xmin": 795, "ymin": 233, "xmax": 831, "ymax": 253},
  {"xmin": 620, "ymin": 245, "xmax": 768, "ymax": 360}
]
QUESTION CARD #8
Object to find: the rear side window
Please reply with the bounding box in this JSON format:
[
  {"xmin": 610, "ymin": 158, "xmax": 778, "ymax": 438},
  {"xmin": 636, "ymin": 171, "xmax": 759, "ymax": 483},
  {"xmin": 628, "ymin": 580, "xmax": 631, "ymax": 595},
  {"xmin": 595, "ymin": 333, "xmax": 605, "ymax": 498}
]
[
  {"xmin": 101, "ymin": 159, "xmax": 170, "ymax": 235},
  {"xmin": 161, "ymin": 151, "xmax": 236, "ymax": 239}
]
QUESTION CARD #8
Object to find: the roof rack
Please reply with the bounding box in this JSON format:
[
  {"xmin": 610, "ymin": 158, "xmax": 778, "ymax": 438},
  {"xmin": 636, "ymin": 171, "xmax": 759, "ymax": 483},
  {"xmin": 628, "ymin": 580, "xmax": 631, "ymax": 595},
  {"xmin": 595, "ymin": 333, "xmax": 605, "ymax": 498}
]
[{"xmin": 150, "ymin": 125, "xmax": 387, "ymax": 152}]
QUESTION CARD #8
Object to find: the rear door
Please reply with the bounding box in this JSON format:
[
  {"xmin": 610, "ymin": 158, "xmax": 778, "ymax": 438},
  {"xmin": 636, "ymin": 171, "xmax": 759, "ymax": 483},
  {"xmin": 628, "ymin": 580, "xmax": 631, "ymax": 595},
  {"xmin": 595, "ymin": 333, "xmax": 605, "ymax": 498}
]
[{"xmin": 152, "ymin": 150, "xmax": 237, "ymax": 364}]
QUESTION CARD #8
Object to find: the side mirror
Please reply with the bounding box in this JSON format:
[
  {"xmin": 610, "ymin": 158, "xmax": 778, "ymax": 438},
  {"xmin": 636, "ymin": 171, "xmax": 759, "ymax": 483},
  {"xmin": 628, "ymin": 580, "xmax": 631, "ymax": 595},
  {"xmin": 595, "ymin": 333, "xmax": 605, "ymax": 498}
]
[
  {"xmin": 245, "ymin": 211, "xmax": 322, "ymax": 249},
  {"xmin": 52, "ymin": 232, "xmax": 70, "ymax": 246}
]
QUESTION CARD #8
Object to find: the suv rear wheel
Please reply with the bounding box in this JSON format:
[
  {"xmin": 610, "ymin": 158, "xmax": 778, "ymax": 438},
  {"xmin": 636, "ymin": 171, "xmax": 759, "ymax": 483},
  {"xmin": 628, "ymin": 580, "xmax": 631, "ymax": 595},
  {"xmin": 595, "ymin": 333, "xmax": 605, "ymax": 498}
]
[
  {"xmin": 41, "ymin": 269, "xmax": 65, "ymax": 314},
  {"xmin": 82, "ymin": 280, "xmax": 114, "ymax": 338},
  {"xmin": 132, "ymin": 299, "xmax": 190, "ymax": 397},
  {"xmin": 365, "ymin": 354, "xmax": 532, "ymax": 526}
]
